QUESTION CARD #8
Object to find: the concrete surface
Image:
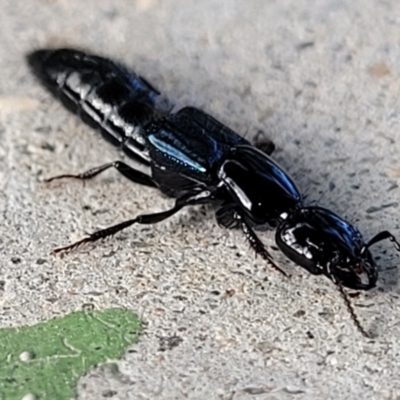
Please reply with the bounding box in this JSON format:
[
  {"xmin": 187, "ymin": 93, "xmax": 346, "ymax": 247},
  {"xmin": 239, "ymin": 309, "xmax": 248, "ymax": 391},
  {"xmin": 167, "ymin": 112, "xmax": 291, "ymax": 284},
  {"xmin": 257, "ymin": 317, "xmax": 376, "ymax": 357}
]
[{"xmin": 1, "ymin": 0, "xmax": 400, "ymax": 399}]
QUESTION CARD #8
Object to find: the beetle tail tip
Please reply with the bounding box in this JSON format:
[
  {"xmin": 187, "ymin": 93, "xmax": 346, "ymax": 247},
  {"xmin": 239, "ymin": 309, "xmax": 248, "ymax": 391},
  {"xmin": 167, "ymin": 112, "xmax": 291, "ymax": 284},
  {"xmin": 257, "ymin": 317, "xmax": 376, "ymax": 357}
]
[{"xmin": 26, "ymin": 49, "xmax": 51, "ymax": 73}]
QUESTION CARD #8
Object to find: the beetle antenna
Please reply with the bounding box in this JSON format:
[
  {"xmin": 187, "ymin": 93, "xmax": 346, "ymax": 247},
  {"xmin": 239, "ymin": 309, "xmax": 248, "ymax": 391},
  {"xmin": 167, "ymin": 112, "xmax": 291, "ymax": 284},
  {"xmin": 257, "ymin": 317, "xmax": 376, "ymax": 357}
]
[
  {"xmin": 304, "ymin": 187, "xmax": 327, "ymax": 207},
  {"xmin": 314, "ymin": 189, "xmax": 327, "ymax": 206},
  {"xmin": 337, "ymin": 284, "xmax": 371, "ymax": 338},
  {"xmin": 365, "ymin": 230, "xmax": 400, "ymax": 252}
]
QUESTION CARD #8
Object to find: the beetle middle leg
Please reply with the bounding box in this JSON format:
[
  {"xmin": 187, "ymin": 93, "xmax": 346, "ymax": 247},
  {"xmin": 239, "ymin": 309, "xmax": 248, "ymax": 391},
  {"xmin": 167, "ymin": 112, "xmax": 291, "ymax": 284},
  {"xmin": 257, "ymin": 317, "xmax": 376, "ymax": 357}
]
[
  {"xmin": 53, "ymin": 189, "xmax": 214, "ymax": 253},
  {"xmin": 45, "ymin": 161, "xmax": 157, "ymax": 188}
]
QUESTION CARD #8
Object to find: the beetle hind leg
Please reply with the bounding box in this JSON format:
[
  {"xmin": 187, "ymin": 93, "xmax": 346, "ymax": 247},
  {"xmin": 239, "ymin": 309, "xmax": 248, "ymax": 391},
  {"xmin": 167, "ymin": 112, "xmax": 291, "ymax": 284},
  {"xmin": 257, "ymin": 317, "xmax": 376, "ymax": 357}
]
[{"xmin": 45, "ymin": 161, "xmax": 157, "ymax": 188}]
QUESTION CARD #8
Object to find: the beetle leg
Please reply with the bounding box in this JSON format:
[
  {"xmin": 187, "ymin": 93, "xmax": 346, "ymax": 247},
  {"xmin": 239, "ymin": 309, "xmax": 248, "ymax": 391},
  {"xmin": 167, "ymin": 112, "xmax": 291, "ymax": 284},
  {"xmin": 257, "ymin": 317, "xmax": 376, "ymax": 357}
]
[
  {"xmin": 240, "ymin": 218, "xmax": 288, "ymax": 276},
  {"xmin": 337, "ymin": 284, "xmax": 372, "ymax": 338},
  {"xmin": 215, "ymin": 203, "xmax": 241, "ymax": 229},
  {"xmin": 216, "ymin": 205, "xmax": 287, "ymax": 276},
  {"xmin": 45, "ymin": 161, "xmax": 157, "ymax": 188},
  {"xmin": 53, "ymin": 190, "xmax": 214, "ymax": 253},
  {"xmin": 253, "ymin": 131, "xmax": 275, "ymax": 155}
]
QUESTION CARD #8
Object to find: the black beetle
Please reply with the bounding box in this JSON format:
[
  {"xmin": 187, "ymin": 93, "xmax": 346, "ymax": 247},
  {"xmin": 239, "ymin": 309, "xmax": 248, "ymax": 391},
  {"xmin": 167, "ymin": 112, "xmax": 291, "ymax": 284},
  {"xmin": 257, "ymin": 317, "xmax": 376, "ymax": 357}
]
[{"xmin": 27, "ymin": 49, "xmax": 400, "ymax": 335}]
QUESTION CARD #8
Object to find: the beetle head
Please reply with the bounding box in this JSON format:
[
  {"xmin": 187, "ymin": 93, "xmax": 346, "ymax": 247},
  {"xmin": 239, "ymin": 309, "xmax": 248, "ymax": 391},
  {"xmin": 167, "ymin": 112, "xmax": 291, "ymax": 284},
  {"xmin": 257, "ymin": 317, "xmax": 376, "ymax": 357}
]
[{"xmin": 275, "ymin": 207, "xmax": 379, "ymax": 290}]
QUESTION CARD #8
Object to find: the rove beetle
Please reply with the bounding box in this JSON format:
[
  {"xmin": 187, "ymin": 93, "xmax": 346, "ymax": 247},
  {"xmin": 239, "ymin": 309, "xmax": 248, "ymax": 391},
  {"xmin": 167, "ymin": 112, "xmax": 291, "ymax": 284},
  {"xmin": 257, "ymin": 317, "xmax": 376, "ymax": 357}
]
[{"xmin": 27, "ymin": 48, "xmax": 400, "ymax": 336}]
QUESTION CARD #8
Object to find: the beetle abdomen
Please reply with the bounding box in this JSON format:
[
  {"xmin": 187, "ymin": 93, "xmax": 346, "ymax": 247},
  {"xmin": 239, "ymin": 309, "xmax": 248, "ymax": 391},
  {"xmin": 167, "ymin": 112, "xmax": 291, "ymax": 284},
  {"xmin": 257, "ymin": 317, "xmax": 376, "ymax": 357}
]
[{"xmin": 27, "ymin": 48, "xmax": 170, "ymax": 165}]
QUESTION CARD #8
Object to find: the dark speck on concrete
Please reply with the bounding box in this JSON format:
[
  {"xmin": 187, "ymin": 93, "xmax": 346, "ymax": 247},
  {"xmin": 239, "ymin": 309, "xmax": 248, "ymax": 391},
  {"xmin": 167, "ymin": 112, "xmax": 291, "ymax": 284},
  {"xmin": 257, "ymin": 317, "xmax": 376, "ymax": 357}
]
[
  {"xmin": 297, "ymin": 42, "xmax": 315, "ymax": 50},
  {"xmin": 366, "ymin": 202, "xmax": 398, "ymax": 214}
]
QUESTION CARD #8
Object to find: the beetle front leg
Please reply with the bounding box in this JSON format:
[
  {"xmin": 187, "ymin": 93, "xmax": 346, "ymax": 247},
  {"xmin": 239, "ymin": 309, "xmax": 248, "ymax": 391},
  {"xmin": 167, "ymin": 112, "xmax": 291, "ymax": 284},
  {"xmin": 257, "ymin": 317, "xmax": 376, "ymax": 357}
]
[
  {"xmin": 241, "ymin": 218, "xmax": 288, "ymax": 276},
  {"xmin": 45, "ymin": 161, "xmax": 157, "ymax": 188},
  {"xmin": 216, "ymin": 205, "xmax": 287, "ymax": 276},
  {"xmin": 253, "ymin": 131, "xmax": 275, "ymax": 156}
]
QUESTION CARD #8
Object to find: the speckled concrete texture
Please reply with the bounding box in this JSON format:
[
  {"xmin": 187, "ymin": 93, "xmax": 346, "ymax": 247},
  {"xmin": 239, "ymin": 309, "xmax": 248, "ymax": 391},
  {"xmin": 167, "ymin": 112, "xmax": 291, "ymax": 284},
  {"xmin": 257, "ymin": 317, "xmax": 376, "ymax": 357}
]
[{"xmin": 1, "ymin": 0, "xmax": 400, "ymax": 399}]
